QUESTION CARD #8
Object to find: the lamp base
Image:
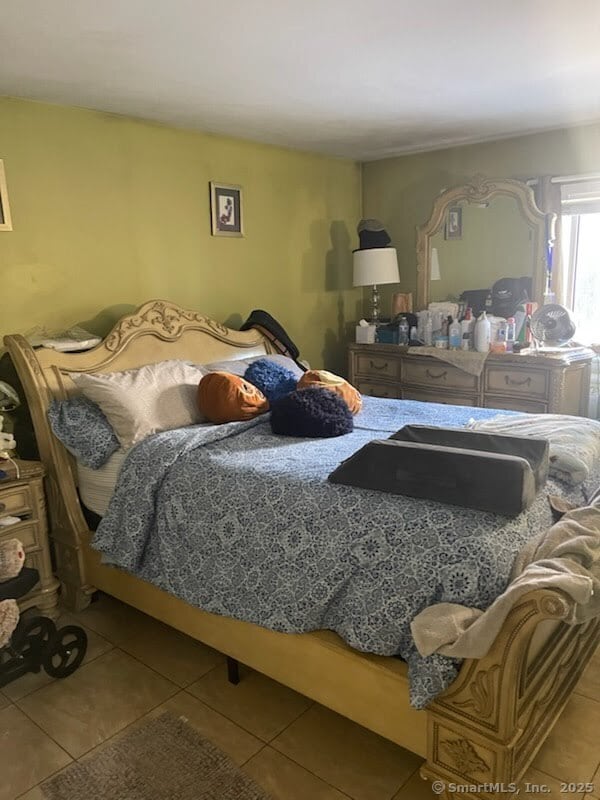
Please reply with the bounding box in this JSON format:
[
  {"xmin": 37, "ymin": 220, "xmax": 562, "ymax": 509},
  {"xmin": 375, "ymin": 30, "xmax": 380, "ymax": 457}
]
[{"xmin": 370, "ymin": 284, "xmax": 380, "ymax": 323}]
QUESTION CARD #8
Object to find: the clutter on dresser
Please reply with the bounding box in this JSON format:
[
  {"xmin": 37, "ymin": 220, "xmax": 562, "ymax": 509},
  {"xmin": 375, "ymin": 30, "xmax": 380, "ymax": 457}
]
[{"xmin": 413, "ymin": 295, "xmax": 539, "ymax": 354}]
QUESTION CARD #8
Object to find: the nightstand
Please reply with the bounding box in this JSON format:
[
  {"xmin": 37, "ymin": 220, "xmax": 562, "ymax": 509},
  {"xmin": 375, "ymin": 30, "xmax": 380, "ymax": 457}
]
[{"xmin": 0, "ymin": 460, "xmax": 60, "ymax": 619}]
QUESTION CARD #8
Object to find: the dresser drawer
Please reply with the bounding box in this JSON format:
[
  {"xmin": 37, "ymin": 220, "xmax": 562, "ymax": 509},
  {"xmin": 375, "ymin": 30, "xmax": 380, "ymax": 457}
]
[
  {"xmin": 402, "ymin": 388, "xmax": 479, "ymax": 407},
  {"xmin": 484, "ymin": 395, "xmax": 548, "ymax": 413},
  {"xmin": 0, "ymin": 483, "xmax": 34, "ymax": 518},
  {"xmin": 0, "ymin": 520, "xmax": 41, "ymax": 552},
  {"xmin": 485, "ymin": 366, "xmax": 548, "ymax": 399},
  {"xmin": 357, "ymin": 382, "xmax": 400, "ymax": 399},
  {"xmin": 402, "ymin": 360, "xmax": 478, "ymax": 391},
  {"xmin": 355, "ymin": 354, "xmax": 401, "ymax": 380}
]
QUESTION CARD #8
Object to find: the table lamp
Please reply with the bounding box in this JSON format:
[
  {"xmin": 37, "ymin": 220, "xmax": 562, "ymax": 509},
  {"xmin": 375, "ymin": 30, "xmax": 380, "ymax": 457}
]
[{"xmin": 353, "ymin": 247, "xmax": 400, "ymax": 323}]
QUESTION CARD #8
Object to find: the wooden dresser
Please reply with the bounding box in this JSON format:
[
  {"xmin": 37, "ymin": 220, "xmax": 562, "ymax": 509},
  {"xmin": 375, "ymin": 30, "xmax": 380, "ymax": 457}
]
[
  {"xmin": 0, "ymin": 460, "xmax": 60, "ymax": 619},
  {"xmin": 348, "ymin": 344, "xmax": 593, "ymax": 415}
]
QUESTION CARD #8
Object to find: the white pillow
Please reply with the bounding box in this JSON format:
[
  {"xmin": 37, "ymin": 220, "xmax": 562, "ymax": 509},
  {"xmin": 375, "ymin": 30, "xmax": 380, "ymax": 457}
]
[
  {"xmin": 203, "ymin": 354, "xmax": 305, "ymax": 379},
  {"xmin": 70, "ymin": 360, "xmax": 207, "ymax": 447}
]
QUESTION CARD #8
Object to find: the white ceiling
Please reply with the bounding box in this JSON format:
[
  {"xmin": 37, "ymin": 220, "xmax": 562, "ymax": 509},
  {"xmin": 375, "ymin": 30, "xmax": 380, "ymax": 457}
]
[{"xmin": 2, "ymin": 0, "xmax": 600, "ymax": 160}]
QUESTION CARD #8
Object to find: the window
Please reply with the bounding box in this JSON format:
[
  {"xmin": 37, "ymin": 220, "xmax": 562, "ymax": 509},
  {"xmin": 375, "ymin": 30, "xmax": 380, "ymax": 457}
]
[{"xmin": 559, "ymin": 179, "xmax": 600, "ymax": 345}]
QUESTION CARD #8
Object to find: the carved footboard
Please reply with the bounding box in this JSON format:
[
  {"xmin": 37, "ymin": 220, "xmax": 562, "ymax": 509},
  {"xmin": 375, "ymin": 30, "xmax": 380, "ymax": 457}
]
[{"xmin": 422, "ymin": 588, "xmax": 600, "ymax": 799}]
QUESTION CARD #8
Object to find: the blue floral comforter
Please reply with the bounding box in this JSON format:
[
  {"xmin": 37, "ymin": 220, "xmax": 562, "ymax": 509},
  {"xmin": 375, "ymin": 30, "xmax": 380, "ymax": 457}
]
[{"xmin": 92, "ymin": 397, "xmax": 591, "ymax": 708}]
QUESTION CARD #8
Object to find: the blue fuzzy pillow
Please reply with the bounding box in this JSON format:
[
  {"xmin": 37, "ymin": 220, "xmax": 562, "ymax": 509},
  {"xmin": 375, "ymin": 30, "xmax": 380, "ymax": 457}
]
[
  {"xmin": 48, "ymin": 396, "xmax": 120, "ymax": 469},
  {"xmin": 270, "ymin": 386, "xmax": 353, "ymax": 438},
  {"xmin": 244, "ymin": 358, "xmax": 298, "ymax": 403}
]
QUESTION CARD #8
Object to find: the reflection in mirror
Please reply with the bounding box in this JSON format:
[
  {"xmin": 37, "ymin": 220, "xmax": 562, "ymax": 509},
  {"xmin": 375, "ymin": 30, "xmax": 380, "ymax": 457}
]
[
  {"xmin": 429, "ymin": 196, "xmax": 535, "ymax": 303},
  {"xmin": 416, "ymin": 176, "xmax": 552, "ymax": 311}
]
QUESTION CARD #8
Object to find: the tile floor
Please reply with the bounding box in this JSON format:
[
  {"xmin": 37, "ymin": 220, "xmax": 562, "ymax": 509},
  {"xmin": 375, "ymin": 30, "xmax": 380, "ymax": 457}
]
[{"xmin": 1, "ymin": 593, "xmax": 599, "ymax": 800}]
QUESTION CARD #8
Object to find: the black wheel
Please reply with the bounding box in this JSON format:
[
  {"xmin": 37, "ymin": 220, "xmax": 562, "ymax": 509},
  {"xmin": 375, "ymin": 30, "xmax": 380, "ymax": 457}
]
[
  {"xmin": 12, "ymin": 617, "xmax": 56, "ymax": 664},
  {"xmin": 43, "ymin": 626, "xmax": 87, "ymax": 679}
]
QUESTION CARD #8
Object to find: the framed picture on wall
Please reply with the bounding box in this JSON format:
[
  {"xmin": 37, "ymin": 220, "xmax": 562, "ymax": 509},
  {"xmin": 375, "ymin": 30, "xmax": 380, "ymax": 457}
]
[
  {"xmin": 0, "ymin": 160, "xmax": 13, "ymax": 231},
  {"xmin": 210, "ymin": 182, "xmax": 244, "ymax": 237},
  {"xmin": 445, "ymin": 206, "xmax": 462, "ymax": 240}
]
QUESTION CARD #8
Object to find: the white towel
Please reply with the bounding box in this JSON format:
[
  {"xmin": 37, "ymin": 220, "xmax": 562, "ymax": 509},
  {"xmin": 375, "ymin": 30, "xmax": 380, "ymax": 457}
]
[{"xmin": 411, "ymin": 505, "xmax": 600, "ymax": 659}]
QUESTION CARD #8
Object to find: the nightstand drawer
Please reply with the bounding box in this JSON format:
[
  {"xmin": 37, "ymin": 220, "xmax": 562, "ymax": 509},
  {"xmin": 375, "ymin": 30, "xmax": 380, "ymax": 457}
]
[
  {"xmin": 0, "ymin": 520, "xmax": 40, "ymax": 552},
  {"xmin": 357, "ymin": 382, "xmax": 400, "ymax": 399},
  {"xmin": 402, "ymin": 360, "xmax": 478, "ymax": 391},
  {"xmin": 0, "ymin": 484, "xmax": 33, "ymax": 518},
  {"xmin": 355, "ymin": 354, "xmax": 401, "ymax": 380},
  {"xmin": 485, "ymin": 366, "xmax": 547, "ymax": 398}
]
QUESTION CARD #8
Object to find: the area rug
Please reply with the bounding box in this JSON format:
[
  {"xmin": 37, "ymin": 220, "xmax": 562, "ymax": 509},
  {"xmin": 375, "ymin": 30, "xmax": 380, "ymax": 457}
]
[{"xmin": 41, "ymin": 712, "xmax": 272, "ymax": 800}]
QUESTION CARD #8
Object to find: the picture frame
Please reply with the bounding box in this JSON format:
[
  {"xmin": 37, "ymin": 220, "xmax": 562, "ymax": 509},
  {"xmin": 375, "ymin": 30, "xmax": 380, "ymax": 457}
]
[
  {"xmin": 0, "ymin": 160, "xmax": 13, "ymax": 232},
  {"xmin": 445, "ymin": 206, "xmax": 462, "ymax": 240},
  {"xmin": 210, "ymin": 181, "xmax": 243, "ymax": 237}
]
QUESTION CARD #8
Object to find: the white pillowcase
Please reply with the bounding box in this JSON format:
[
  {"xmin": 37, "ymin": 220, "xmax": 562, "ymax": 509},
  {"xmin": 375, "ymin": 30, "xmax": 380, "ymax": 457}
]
[
  {"xmin": 203, "ymin": 354, "xmax": 304, "ymax": 379},
  {"xmin": 70, "ymin": 360, "xmax": 207, "ymax": 447}
]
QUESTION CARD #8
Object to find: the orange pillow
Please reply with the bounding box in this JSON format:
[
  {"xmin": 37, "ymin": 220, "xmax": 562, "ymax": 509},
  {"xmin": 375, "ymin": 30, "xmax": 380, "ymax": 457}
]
[
  {"xmin": 298, "ymin": 370, "xmax": 362, "ymax": 415},
  {"xmin": 197, "ymin": 372, "xmax": 269, "ymax": 423}
]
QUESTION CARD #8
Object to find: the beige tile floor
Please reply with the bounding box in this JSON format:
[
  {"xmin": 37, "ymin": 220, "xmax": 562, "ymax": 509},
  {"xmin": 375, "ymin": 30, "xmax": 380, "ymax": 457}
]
[{"xmin": 1, "ymin": 594, "xmax": 598, "ymax": 800}]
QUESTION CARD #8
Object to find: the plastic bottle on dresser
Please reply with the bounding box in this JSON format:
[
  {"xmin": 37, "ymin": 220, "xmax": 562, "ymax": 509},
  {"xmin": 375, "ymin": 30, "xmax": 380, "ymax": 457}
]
[
  {"xmin": 397, "ymin": 316, "xmax": 409, "ymax": 345},
  {"xmin": 491, "ymin": 319, "xmax": 507, "ymax": 353},
  {"xmin": 474, "ymin": 311, "xmax": 491, "ymax": 353},
  {"xmin": 424, "ymin": 315, "xmax": 433, "ymax": 346},
  {"xmin": 460, "ymin": 307, "xmax": 473, "ymax": 350},
  {"xmin": 448, "ymin": 318, "xmax": 462, "ymax": 350},
  {"xmin": 506, "ymin": 317, "xmax": 516, "ymax": 352}
]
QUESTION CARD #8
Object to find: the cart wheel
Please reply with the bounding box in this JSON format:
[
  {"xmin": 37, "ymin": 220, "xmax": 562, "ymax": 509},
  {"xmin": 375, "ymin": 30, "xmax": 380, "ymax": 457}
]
[
  {"xmin": 43, "ymin": 626, "xmax": 87, "ymax": 679},
  {"xmin": 12, "ymin": 617, "xmax": 56, "ymax": 663}
]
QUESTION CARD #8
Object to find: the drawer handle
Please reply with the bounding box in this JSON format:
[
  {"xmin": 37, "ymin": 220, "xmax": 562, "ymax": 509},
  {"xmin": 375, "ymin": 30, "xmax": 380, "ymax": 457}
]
[
  {"xmin": 425, "ymin": 369, "xmax": 448, "ymax": 381},
  {"xmin": 505, "ymin": 375, "xmax": 531, "ymax": 387},
  {"xmin": 369, "ymin": 360, "xmax": 389, "ymax": 371}
]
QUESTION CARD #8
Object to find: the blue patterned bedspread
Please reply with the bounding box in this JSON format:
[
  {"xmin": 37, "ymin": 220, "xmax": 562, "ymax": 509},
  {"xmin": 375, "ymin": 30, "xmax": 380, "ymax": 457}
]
[{"xmin": 92, "ymin": 397, "xmax": 591, "ymax": 708}]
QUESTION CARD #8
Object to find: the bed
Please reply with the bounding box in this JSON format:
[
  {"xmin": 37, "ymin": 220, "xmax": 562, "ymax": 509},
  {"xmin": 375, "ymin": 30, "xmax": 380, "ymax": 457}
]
[{"xmin": 5, "ymin": 299, "xmax": 600, "ymax": 800}]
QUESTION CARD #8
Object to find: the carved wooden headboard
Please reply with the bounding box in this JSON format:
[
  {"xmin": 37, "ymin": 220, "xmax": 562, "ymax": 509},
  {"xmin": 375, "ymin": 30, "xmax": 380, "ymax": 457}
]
[{"xmin": 3, "ymin": 299, "xmax": 274, "ymax": 603}]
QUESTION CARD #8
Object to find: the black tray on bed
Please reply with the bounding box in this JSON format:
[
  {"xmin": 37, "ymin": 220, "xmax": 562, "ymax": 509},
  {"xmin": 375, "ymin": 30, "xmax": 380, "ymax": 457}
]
[{"xmin": 328, "ymin": 425, "xmax": 549, "ymax": 517}]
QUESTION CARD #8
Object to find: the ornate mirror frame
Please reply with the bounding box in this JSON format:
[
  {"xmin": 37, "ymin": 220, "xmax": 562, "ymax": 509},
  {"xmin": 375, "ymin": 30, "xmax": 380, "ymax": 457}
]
[{"xmin": 415, "ymin": 175, "xmax": 554, "ymax": 310}]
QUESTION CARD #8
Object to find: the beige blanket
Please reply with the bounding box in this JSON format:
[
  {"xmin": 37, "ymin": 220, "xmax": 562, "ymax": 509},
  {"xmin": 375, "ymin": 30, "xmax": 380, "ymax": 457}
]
[
  {"xmin": 410, "ymin": 504, "xmax": 600, "ymax": 659},
  {"xmin": 408, "ymin": 346, "xmax": 488, "ymax": 377},
  {"xmin": 470, "ymin": 413, "xmax": 600, "ymax": 485}
]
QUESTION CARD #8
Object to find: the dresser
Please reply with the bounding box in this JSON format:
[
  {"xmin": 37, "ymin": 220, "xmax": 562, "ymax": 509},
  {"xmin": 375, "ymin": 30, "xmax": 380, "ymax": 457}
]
[
  {"xmin": 348, "ymin": 344, "xmax": 593, "ymax": 415},
  {"xmin": 0, "ymin": 461, "xmax": 60, "ymax": 619}
]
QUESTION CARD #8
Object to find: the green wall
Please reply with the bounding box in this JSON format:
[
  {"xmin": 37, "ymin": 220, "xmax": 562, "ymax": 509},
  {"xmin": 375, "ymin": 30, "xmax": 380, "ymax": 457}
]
[
  {"xmin": 0, "ymin": 97, "xmax": 361, "ymax": 374},
  {"xmin": 362, "ymin": 123, "xmax": 600, "ymax": 312}
]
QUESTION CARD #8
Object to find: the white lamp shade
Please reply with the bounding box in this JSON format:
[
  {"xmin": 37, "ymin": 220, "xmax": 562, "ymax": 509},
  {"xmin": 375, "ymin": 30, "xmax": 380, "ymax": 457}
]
[
  {"xmin": 430, "ymin": 247, "xmax": 441, "ymax": 281},
  {"xmin": 353, "ymin": 247, "xmax": 399, "ymax": 287}
]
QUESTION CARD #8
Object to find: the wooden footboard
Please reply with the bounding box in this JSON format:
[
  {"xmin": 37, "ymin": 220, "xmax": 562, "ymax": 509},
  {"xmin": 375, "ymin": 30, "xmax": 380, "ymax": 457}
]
[{"xmin": 423, "ymin": 589, "xmax": 600, "ymax": 799}]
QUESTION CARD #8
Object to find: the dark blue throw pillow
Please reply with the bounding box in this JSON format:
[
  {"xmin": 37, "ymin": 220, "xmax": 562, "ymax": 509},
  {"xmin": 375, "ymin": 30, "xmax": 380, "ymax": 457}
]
[
  {"xmin": 270, "ymin": 386, "xmax": 353, "ymax": 438},
  {"xmin": 244, "ymin": 358, "xmax": 298, "ymax": 403},
  {"xmin": 48, "ymin": 396, "xmax": 120, "ymax": 469}
]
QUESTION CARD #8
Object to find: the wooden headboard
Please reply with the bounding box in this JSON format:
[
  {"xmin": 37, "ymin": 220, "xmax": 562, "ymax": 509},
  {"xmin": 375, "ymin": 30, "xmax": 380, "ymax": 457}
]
[{"xmin": 4, "ymin": 299, "xmax": 273, "ymax": 606}]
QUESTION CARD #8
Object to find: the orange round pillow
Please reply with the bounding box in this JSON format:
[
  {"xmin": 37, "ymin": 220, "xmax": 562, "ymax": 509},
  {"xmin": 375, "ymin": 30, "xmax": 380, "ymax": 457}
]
[
  {"xmin": 298, "ymin": 370, "xmax": 362, "ymax": 415},
  {"xmin": 197, "ymin": 372, "xmax": 269, "ymax": 424}
]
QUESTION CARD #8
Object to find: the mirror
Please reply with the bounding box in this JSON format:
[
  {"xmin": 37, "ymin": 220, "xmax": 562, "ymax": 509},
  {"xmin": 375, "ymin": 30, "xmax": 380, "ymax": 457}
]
[{"xmin": 416, "ymin": 176, "xmax": 553, "ymax": 310}]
